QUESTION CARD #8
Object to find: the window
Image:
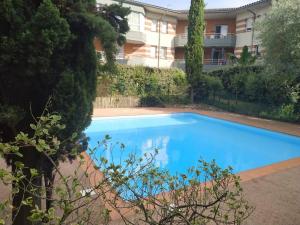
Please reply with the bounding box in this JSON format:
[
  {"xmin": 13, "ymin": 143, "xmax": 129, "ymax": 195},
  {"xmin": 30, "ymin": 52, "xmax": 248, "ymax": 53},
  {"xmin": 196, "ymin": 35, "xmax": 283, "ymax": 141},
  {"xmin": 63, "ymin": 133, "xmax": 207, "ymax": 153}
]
[
  {"xmin": 160, "ymin": 21, "xmax": 168, "ymax": 33},
  {"xmin": 128, "ymin": 12, "xmax": 144, "ymax": 31},
  {"xmin": 150, "ymin": 46, "xmax": 157, "ymax": 58},
  {"xmin": 151, "ymin": 19, "xmax": 158, "ymax": 32},
  {"xmin": 246, "ymin": 18, "xmax": 253, "ymax": 31},
  {"xmin": 159, "ymin": 47, "xmax": 167, "ymax": 59}
]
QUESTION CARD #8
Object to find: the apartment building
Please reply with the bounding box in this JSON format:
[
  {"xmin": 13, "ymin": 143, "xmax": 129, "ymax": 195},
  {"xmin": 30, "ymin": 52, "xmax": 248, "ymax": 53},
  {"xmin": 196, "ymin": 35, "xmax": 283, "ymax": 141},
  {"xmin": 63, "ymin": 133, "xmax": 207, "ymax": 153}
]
[{"xmin": 95, "ymin": 0, "xmax": 272, "ymax": 70}]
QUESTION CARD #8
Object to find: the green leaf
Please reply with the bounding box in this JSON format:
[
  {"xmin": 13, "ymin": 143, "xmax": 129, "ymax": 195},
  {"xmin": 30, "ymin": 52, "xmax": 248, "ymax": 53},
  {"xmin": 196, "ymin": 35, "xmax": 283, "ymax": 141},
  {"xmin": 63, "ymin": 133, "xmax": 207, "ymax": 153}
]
[
  {"xmin": 14, "ymin": 161, "xmax": 24, "ymax": 169},
  {"xmin": 30, "ymin": 168, "xmax": 39, "ymax": 177},
  {"xmin": 30, "ymin": 124, "xmax": 37, "ymax": 130}
]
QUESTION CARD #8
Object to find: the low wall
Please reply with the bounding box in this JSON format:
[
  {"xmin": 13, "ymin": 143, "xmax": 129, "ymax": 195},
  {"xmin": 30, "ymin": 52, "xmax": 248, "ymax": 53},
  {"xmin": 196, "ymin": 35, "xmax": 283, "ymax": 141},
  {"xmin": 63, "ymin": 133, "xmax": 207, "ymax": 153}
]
[{"xmin": 93, "ymin": 96, "xmax": 140, "ymax": 108}]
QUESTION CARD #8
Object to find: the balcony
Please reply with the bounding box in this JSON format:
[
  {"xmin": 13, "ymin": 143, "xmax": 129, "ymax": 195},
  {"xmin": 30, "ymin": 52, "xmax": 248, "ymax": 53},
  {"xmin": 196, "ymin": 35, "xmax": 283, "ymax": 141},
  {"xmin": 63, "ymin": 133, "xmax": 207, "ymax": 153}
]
[
  {"xmin": 173, "ymin": 59, "xmax": 230, "ymax": 71},
  {"xmin": 174, "ymin": 33, "xmax": 236, "ymax": 48},
  {"xmin": 126, "ymin": 29, "xmax": 147, "ymax": 44},
  {"xmin": 174, "ymin": 33, "xmax": 188, "ymax": 48},
  {"xmin": 203, "ymin": 59, "xmax": 230, "ymax": 71},
  {"xmin": 172, "ymin": 59, "xmax": 186, "ymax": 71},
  {"xmin": 204, "ymin": 33, "xmax": 236, "ymax": 47}
]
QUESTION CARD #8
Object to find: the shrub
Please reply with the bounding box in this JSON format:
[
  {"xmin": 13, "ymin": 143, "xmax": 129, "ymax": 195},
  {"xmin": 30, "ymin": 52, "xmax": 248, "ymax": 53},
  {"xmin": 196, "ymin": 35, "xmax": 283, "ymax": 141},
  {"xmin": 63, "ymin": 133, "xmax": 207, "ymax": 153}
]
[
  {"xmin": 259, "ymin": 104, "xmax": 299, "ymax": 122},
  {"xmin": 203, "ymin": 75, "xmax": 224, "ymax": 100},
  {"xmin": 244, "ymin": 72, "xmax": 267, "ymax": 102},
  {"xmin": 140, "ymin": 95, "xmax": 165, "ymax": 107},
  {"xmin": 193, "ymin": 75, "xmax": 209, "ymax": 102},
  {"xmin": 207, "ymin": 65, "xmax": 264, "ymax": 92},
  {"xmin": 277, "ymin": 104, "xmax": 298, "ymax": 121},
  {"xmin": 204, "ymin": 65, "xmax": 300, "ymax": 122},
  {"xmin": 97, "ymin": 65, "xmax": 189, "ymax": 105},
  {"xmin": 206, "ymin": 66, "xmax": 295, "ymax": 106}
]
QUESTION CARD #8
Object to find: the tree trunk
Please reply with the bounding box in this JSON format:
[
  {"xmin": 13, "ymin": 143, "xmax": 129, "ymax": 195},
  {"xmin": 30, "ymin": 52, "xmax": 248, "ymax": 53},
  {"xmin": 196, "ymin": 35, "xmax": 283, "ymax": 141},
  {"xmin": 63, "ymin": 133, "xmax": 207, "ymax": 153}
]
[
  {"xmin": 45, "ymin": 171, "xmax": 55, "ymax": 210},
  {"xmin": 190, "ymin": 88, "xmax": 194, "ymax": 104},
  {"xmin": 12, "ymin": 148, "xmax": 42, "ymax": 225}
]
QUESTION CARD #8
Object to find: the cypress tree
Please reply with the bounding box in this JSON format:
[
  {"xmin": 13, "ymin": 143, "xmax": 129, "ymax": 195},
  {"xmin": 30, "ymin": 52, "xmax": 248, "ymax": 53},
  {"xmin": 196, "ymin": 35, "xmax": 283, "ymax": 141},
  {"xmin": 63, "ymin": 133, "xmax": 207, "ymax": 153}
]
[
  {"xmin": 185, "ymin": 0, "xmax": 205, "ymax": 102},
  {"xmin": 0, "ymin": 0, "xmax": 129, "ymax": 224}
]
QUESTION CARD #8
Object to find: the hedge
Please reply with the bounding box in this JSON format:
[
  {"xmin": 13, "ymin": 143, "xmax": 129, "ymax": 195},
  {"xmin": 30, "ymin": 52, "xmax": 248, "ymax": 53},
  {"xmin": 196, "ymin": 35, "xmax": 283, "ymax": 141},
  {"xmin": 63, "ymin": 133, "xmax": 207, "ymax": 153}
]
[{"xmin": 96, "ymin": 65, "xmax": 189, "ymax": 106}]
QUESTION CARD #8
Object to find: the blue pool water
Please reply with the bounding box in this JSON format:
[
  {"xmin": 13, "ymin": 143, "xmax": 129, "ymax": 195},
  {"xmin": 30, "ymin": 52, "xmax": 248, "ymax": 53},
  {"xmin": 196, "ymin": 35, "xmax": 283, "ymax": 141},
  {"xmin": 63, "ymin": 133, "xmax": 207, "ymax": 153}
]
[{"xmin": 85, "ymin": 113, "xmax": 300, "ymax": 174}]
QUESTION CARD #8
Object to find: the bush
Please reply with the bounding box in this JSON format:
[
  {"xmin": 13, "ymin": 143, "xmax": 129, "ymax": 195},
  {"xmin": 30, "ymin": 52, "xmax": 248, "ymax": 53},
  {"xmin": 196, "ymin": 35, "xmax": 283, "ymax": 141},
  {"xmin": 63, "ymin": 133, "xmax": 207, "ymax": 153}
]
[
  {"xmin": 260, "ymin": 104, "xmax": 300, "ymax": 122},
  {"xmin": 203, "ymin": 65, "xmax": 300, "ymax": 122},
  {"xmin": 97, "ymin": 65, "xmax": 189, "ymax": 105},
  {"xmin": 193, "ymin": 75, "xmax": 209, "ymax": 102},
  {"xmin": 244, "ymin": 72, "xmax": 267, "ymax": 102},
  {"xmin": 206, "ymin": 65, "xmax": 296, "ymax": 107},
  {"xmin": 140, "ymin": 95, "xmax": 165, "ymax": 107},
  {"xmin": 207, "ymin": 65, "xmax": 264, "ymax": 92},
  {"xmin": 203, "ymin": 75, "xmax": 224, "ymax": 100},
  {"xmin": 276, "ymin": 104, "xmax": 298, "ymax": 121}
]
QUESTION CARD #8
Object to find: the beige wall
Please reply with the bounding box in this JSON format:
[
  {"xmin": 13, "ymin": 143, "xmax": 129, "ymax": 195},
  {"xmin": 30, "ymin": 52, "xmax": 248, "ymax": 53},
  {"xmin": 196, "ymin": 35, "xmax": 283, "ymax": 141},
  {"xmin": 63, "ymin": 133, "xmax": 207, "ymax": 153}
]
[
  {"xmin": 235, "ymin": 4, "xmax": 271, "ymax": 56},
  {"xmin": 176, "ymin": 20, "xmax": 188, "ymax": 34},
  {"xmin": 96, "ymin": 0, "xmax": 272, "ymax": 66},
  {"xmin": 206, "ymin": 19, "xmax": 236, "ymax": 34}
]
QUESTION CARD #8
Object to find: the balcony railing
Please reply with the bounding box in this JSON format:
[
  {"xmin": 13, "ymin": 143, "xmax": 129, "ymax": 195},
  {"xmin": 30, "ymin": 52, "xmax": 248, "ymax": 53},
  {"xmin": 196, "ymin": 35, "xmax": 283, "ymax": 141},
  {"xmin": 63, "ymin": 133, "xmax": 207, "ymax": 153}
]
[
  {"xmin": 126, "ymin": 30, "xmax": 147, "ymax": 44},
  {"xmin": 203, "ymin": 58, "xmax": 227, "ymax": 65},
  {"xmin": 174, "ymin": 33, "xmax": 236, "ymax": 47},
  {"xmin": 205, "ymin": 33, "xmax": 236, "ymax": 47},
  {"xmin": 174, "ymin": 33, "xmax": 188, "ymax": 48},
  {"xmin": 173, "ymin": 59, "xmax": 229, "ymax": 71},
  {"xmin": 172, "ymin": 59, "xmax": 186, "ymax": 71}
]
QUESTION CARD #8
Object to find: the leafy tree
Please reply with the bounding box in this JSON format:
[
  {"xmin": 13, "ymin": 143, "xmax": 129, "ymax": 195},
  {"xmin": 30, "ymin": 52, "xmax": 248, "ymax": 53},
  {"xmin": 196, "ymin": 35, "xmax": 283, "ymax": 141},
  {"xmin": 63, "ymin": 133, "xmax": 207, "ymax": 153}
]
[
  {"xmin": 258, "ymin": 0, "xmax": 300, "ymax": 113},
  {"xmin": 185, "ymin": 0, "xmax": 205, "ymax": 103},
  {"xmin": 0, "ymin": 0, "xmax": 129, "ymax": 224},
  {"xmin": 228, "ymin": 46, "xmax": 256, "ymax": 66},
  {"xmin": 0, "ymin": 114, "xmax": 254, "ymax": 224},
  {"xmin": 258, "ymin": 0, "xmax": 300, "ymax": 76}
]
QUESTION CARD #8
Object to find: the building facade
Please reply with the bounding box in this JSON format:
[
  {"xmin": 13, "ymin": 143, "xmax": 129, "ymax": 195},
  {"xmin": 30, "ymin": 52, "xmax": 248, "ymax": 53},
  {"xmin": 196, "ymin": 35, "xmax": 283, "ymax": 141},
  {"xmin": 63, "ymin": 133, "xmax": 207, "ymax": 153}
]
[{"xmin": 95, "ymin": 0, "xmax": 272, "ymax": 70}]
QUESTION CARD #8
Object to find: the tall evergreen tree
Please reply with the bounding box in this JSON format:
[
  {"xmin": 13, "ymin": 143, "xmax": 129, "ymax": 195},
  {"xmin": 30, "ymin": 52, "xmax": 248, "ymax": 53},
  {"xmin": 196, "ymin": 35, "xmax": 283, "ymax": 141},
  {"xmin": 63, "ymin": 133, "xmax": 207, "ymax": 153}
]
[
  {"xmin": 0, "ymin": 0, "xmax": 129, "ymax": 224},
  {"xmin": 185, "ymin": 0, "xmax": 205, "ymax": 102}
]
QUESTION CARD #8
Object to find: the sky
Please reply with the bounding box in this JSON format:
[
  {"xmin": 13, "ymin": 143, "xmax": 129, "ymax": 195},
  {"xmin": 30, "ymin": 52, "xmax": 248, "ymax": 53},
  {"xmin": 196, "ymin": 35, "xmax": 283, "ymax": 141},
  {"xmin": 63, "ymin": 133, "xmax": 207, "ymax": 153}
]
[{"xmin": 138, "ymin": 0, "xmax": 258, "ymax": 9}]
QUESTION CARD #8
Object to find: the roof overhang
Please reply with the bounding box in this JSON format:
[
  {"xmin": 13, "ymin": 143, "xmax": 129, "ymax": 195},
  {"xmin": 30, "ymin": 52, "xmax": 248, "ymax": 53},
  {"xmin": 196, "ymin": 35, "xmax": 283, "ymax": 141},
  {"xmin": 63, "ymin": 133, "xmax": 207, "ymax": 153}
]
[{"xmin": 107, "ymin": 0, "xmax": 272, "ymax": 20}]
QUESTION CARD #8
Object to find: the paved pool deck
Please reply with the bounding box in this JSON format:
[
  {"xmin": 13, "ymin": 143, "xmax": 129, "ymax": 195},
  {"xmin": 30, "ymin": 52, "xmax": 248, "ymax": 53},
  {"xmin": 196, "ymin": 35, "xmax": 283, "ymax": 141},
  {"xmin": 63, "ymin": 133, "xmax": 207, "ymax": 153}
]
[{"xmin": 93, "ymin": 107, "xmax": 300, "ymax": 225}]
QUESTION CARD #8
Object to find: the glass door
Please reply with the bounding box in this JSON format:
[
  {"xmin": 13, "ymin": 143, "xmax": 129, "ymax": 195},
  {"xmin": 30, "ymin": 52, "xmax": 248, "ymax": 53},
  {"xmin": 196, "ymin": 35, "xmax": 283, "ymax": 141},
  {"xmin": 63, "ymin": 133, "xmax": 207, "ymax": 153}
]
[
  {"xmin": 215, "ymin": 25, "xmax": 221, "ymax": 39},
  {"xmin": 211, "ymin": 48, "xmax": 225, "ymax": 65},
  {"xmin": 220, "ymin": 25, "xmax": 228, "ymax": 38},
  {"xmin": 215, "ymin": 25, "xmax": 228, "ymax": 38}
]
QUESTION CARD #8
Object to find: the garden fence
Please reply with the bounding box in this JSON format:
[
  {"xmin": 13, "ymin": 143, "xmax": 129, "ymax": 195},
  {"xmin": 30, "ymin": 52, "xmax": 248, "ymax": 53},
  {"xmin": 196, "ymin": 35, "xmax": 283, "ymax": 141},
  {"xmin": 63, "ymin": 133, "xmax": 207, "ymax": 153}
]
[{"xmin": 93, "ymin": 96, "xmax": 140, "ymax": 108}]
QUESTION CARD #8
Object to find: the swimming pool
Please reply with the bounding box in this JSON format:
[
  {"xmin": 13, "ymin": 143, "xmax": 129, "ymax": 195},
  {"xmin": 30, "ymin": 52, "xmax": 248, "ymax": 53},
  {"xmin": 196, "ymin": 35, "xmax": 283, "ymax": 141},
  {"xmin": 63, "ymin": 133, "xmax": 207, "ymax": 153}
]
[{"xmin": 85, "ymin": 113, "xmax": 300, "ymax": 174}]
